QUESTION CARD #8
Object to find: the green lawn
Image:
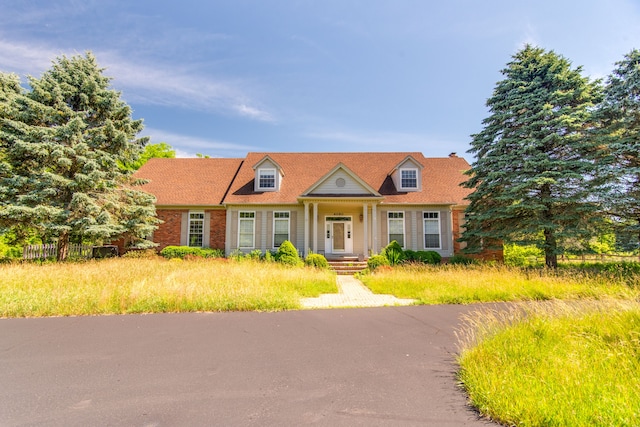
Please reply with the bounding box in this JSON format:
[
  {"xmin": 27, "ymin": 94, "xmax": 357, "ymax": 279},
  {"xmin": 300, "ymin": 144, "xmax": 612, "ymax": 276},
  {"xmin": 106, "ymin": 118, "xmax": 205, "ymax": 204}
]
[
  {"xmin": 457, "ymin": 300, "xmax": 640, "ymax": 426},
  {"xmin": 4, "ymin": 257, "xmax": 640, "ymax": 426}
]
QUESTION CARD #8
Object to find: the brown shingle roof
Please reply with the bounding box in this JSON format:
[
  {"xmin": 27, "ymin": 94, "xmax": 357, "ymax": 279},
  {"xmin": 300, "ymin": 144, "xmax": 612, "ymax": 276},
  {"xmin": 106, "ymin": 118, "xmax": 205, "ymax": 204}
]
[
  {"xmin": 134, "ymin": 158, "xmax": 243, "ymax": 206},
  {"xmin": 224, "ymin": 152, "xmax": 471, "ymax": 205}
]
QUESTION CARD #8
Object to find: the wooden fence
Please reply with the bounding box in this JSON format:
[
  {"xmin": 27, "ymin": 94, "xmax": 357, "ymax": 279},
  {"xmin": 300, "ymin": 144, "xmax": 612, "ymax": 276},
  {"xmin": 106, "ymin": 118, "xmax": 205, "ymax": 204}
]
[{"xmin": 23, "ymin": 243, "xmax": 93, "ymax": 260}]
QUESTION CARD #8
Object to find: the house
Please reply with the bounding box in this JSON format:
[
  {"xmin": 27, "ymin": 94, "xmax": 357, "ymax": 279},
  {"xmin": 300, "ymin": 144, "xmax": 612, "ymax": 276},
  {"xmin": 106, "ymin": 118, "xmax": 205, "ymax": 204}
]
[{"xmin": 134, "ymin": 152, "xmax": 499, "ymax": 261}]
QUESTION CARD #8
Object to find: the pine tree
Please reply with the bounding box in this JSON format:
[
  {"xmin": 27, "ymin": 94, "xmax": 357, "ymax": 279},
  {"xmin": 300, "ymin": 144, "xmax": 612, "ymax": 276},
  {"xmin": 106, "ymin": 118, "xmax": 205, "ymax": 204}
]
[
  {"xmin": 598, "ymin": 49, "xmax": 640, "ymax": 250},
  {"xmin": 462, "ymin": 45, "xmax": 603, "ymax": 268},
  {"xmin": 0, "ymin": 53, "xmax": 158, "ymax": 260}
]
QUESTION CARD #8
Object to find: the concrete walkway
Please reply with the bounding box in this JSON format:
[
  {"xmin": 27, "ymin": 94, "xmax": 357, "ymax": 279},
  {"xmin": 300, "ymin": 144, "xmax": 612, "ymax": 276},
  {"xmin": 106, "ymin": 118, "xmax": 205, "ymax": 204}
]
[{"xmin": 301, "ymin": 275, "xmax": 417, "ymax": 309}]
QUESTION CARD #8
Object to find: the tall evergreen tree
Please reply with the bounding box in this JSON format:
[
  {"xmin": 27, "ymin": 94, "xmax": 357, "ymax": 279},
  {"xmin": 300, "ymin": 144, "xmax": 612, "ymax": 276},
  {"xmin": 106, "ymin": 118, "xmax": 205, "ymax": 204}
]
[
  {"xmin": 462, "ymin": 45, "xmax": 603, "ymax": 268},
  {"xmin": 0, "ymin": 53, "xmax": 158, "ymax": 260},
  {"xmin": 598, "ymin": 49, "xmax": 640, "ymax": 250}
]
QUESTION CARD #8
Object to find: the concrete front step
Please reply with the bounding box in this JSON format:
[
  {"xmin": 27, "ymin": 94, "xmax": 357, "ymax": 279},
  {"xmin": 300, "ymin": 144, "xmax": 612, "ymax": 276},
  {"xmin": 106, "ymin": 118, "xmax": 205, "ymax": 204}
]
[{"xmin": 328, "ymin": 261, "xmax": 368, "ymax": 275}]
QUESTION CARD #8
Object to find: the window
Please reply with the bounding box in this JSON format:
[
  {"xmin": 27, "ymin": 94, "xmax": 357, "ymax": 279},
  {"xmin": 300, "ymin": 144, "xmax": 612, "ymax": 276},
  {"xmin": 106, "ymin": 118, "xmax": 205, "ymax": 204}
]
[
  {"xmin": 424, "ymin": 212, "xmax": 441, "ymax": 249},
  {"xmin": 258, "ymin": 169, "xmax": 276, "ymax": 190},
  {"xmin": 273, "ymin": 211, "xmax": 290, "ymax": 248},
  {"xmin": 388, "ymin": 211, "xmax": 405, "ymax": 247},
  {"xmin": 400, "ymin": 169, "xmax": 418, "ymax": 189},
  {"xmin": 238, "ymin": 212, "xmax": 255, "ymax": 248},
  {"xmin": 188, "ymin": 211, "xmax": 205, "ymax": 247}
]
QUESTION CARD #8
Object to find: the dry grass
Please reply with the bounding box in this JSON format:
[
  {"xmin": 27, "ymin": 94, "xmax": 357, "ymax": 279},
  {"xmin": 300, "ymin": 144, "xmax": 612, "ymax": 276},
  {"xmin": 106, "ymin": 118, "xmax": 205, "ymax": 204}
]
[
  {"xmin": 360, "ymin": 264, "xmax": 639, "ymax": 304},
  {"xmin": 0, "ymin": 258, "xmax": 337, "ymax": 317}
]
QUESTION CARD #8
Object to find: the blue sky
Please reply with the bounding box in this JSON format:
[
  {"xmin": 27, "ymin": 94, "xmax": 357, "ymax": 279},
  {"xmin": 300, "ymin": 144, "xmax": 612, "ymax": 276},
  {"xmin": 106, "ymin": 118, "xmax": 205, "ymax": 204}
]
[{"xmin": 2, "ymin": 1, "xmax": 639, "ymax": 159}]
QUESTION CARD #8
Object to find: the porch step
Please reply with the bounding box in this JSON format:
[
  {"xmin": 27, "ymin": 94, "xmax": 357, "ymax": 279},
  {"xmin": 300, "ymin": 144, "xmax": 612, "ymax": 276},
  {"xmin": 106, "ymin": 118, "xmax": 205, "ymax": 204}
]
[{"xmin": 327, "ymin": 260, "xmax": 368, "ymax": 275}]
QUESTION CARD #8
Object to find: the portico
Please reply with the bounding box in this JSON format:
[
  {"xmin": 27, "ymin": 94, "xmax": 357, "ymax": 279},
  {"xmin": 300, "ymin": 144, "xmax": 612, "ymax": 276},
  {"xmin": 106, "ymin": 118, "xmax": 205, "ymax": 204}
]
[{"xmin": 301, "ymin": 199, "xmax": 381, "ymax": 259}]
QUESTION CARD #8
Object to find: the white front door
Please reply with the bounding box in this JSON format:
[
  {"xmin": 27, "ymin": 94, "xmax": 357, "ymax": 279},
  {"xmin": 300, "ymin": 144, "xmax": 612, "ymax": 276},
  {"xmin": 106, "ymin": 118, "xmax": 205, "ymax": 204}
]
[{"xmin": 325, "ymin": 217, "xmax": 353, "ymax": 254}]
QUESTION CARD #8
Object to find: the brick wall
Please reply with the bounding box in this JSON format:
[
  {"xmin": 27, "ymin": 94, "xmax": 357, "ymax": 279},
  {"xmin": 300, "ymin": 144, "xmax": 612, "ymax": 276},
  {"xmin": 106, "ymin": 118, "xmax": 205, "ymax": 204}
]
[
  {"xmin": 451, "ymin": 208, "xmax": 504, "ymax": 262},
  {"xmin": 209, "ymin": 210, "xmax": 226, "ymax": 250},
  {"xmin": 154, "ymin": 209, "xmax": 183, "ymax": 251},
  {"xmin": 452, "ymin": 208, "xmax": 464, "ymax": 255}
]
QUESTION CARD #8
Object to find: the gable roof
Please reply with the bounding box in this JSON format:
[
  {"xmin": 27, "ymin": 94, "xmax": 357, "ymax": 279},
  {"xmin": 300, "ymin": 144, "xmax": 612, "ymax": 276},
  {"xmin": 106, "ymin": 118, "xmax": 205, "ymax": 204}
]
[
  {"xmin": 133, "ymin": 157, "xmax": 243, "ymax": 206},
  {"xmin": 224, "ymin": 152, "xmax": 472, "ymax": 205},
  {"xmin": 390, "ymin": 154, "xmax": 424, "ymax": 174},
  {"xmin": 301, "ymin": 162, "xmax": 382, "ymax": 197}
]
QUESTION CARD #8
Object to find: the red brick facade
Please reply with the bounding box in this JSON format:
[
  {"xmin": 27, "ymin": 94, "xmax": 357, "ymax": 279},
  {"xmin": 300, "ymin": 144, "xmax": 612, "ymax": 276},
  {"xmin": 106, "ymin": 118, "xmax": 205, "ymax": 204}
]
[
  {"xmin": 451, "ymin": 207, "xmax": 504, "ymax": 262},
  {"xmin": 209, "ymin": 210, "xmax": 226, "ymax": 250},
  {"xmin": 152, "ymin": 209, "xmax": 227, "ymax": 251},
  {"xmin": 452, "ymin": 208, "xmax": 464, "ymax": 255},
  {"xmin": 154, "ymin": 210, "xmax": 184, "ymax": 251}
]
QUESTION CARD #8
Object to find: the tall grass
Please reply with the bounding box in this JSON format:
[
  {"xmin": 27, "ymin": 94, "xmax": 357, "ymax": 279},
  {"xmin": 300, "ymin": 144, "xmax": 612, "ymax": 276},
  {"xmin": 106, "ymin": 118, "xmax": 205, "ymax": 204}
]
[
  {"xmin": 457, "ymin": 301, "xmax": 640, "ymax": 426},
  {"xmin": 0, "ymin": 258, "xmax": 337, "ymax": 317},
  {"xmin": 359, "ymin": 264, "xmax": 639, "ymax": 304}
]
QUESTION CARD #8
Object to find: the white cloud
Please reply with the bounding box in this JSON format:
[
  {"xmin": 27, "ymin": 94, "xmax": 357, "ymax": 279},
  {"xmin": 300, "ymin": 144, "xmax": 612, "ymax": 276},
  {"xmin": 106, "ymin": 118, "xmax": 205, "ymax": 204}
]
[
  {"xmin": 0, "ymin": 39, "xmax": 274, "ymax": 122},
  {"xmin": 141, "ymin": 128, "xmax": 260, "ymax": 158}
]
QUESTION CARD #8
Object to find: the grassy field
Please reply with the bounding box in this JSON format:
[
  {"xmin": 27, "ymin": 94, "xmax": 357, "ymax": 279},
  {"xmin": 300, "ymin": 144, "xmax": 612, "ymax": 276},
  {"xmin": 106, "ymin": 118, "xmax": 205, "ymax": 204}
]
[
  {"xmin": 359, "ymin": 264, "xmax": 640, "ymax": 304},
  {"xmin": 0, "ymin": 258, "xmax": 337, "ymax": 317},
  {"xmin": 457, "ymin": 300, "xmax": 640, "ymax": 426},
  {"xmin": 3, "ymin": 257, "xmax": 640, "ymax": 425}
]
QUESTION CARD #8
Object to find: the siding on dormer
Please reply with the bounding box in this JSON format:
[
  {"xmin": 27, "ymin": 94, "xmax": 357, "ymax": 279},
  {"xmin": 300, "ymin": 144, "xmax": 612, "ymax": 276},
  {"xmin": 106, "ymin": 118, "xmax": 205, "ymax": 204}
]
[{"xmin": 311, "ymin": 169, "xmax": 372, "ymax": 195}]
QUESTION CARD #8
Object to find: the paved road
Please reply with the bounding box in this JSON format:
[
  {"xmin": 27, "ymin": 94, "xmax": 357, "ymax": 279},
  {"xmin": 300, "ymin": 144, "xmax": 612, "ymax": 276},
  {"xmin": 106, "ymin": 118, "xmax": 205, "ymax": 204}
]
[{"xmin": 1, "ymin": 306, "xmax": 496, "ymax": 426}]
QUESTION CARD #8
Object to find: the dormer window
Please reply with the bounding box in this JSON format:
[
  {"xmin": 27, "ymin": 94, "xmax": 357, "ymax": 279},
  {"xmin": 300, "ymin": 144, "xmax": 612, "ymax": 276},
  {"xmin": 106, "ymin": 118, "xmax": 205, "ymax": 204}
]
[
  {"xmin": 258, "ymin": 168, "xmax": 276, "ymax": 190},
  {"xmin": 400, "ymin": 168, "xmax": 418, "ymax": 190},
  {"xmin": 253, "ymin": 155, "xmax": 283, "ymax": 192}
]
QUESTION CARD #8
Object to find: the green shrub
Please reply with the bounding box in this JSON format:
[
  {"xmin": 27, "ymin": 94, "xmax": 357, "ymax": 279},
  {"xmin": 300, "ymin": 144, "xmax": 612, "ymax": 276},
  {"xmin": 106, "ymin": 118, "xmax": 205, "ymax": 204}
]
[
  {"xmin": 305, "ymin": 253, "xmax": 329, "ymax": 269},
  {"xmin": 367, "ymin": 254, "xmax": 390, "ymax": 270},
  {"xmin": 504, "ymin": 243, "xmax": 543, "ymax": 267},
  {"xmin": 383, "ymin": 240, "xmax": 405, "ymax": 265},
  {"xmin": 263, "ymin": 250, "xmax": 275, "ymax": 262},
  {"xmin": 448, "ymin": 254, "xmax": 478, "ymax": 265},
  {"xmin": 248, "ymin": 249, "xmax": 263, "ymax": 260},
  {"xmin": 276, "ymin": 241, "xmax": 302, "ymax": 266},
  {"xmin": 405, "ymin": 250, "xmax": 442, "ymax": 265},
  {"xmin": 160, "ymin": 246, "xmax": 224, "ymax": 259}
]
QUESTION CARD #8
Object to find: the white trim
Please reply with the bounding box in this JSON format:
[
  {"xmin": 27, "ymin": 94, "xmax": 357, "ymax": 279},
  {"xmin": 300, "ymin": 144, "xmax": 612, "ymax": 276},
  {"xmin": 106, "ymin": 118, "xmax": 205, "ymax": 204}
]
[
  {"xmin": 272, "ymin": 211, "xmax": 290, "ymax": 248},
  {"xmin": 188, "ymin": 210, "xmax": 205, "ymax": 247},
  {"xmin": 387, "ymin": 211, "xmax": 405, "ymax": 248},
  {"xmin": 238, "ymin": 211, "xmax": 256, "ymax": 249},
  {"xmin": 399, "ymin": 168, "xmax": 419, "ymax": 191},
  {"xmin": 257, "ymin": 168, "xmax": 277, "ymax": 191},
  {"xmin": 423, "ymin": 211, "xmax": 441, "ymax": 250},
  {"xmin": 324, "ymin": 215, "xmax": 353, "ymax": 254}
]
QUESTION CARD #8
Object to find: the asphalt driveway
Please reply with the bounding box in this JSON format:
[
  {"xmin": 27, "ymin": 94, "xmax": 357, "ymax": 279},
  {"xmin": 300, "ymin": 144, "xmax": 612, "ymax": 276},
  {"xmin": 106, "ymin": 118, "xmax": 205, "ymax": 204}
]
[{"xmin": 1, "ymin": 306, "xmax": 497, "ymax": 426}]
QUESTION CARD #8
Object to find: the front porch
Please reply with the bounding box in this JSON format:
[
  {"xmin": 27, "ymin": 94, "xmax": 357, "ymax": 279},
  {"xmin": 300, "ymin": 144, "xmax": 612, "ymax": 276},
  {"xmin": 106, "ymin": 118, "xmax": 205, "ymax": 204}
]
[{"xmin": 302, "ymin": 199, "xmax": 381, "ymax": 260}]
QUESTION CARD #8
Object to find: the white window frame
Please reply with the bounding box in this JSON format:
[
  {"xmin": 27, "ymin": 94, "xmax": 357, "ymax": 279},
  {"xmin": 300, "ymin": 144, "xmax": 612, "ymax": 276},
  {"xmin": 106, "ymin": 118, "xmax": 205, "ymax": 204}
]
[
  {"xmin": 399, "ymin": 168, "xmax": 418, "ymax": 190},
  {"xmin": 423, "ymin": 211, "xmax": 441, "ymax": 250},
  {"xmin": 273, "ymin": 211, "xmax": 290, "ymax": 248},
  {"xmin": 238, "ymin": 211, "xmax": 256, "ymax": 249},
  {"xmin": 188, "ymin": 211, "xmax": 205, "ymax": 247},
  {"xmin": 257, "ymin": 168, "xmax": 276, "ymax": 190},
  {"xmin": 387, "ymin": 211, "xmax": 405, "ymax": 248}
]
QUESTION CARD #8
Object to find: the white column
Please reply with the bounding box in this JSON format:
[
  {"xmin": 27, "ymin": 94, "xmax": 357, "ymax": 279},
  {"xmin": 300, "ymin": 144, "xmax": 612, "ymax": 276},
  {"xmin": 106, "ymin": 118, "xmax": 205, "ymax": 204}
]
[
  {"xmin": 372, "ymin": 203, "xmax": 378, "ymax": 254},
  {"xmin": 225, "ymin": 208, "xmax": 232, "ymax": 255},
  {"xmin": 303, "ymin": 201, "xmax": 309, "ymax": 256},
  {"xmin": 312, "ymin": 202, "xmax": 319, "ymax": 254},
  {"xmin": 363, "ymin": 203, "xmax": 369, "ymax": 258}
]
